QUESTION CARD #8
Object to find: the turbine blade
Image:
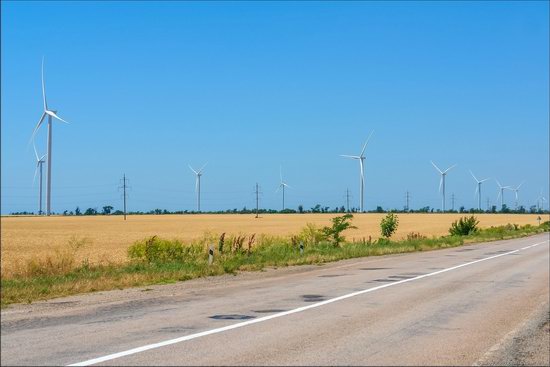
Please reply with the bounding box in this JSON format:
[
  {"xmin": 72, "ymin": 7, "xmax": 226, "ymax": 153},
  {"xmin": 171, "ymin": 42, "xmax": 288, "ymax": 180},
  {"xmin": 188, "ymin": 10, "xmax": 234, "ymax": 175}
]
[
  {"xmin": 359, "ymin": 159, "xmax": 364, "ymax": 180},
  {"xmin": 359, "ymin": 130, "xmax": 374, "ymax": 157},
  {"xmin": 198, "ymin": 162, "xmax": 208, "ymax": 174},
  {"xmin": 443, "ymin": 164, "xmax": 457, "ymax": 174},
  {"xmin": 439, "ymin": 176, "xmax": 443, "ymax": 193},
  {"xmin": 33, "ymin": 162, "xmax": 39, "ymax": 184},
  {"xmin": 517, "ymin": 181, "xmax": 525, "ymax": 190},
  {"xmin": 515, "ymin": 190, "xmax": 519, "ymax": 201},
  {"xmin": 189, "ymin": 165, "xmax": 198, "ymax": 175},
  {"xmin": 340, "ymin": 155, "xmax": 360, "ymax": 159},
  {"xmin": 495, "ymin": 179, "xmax": 502, "ymax": 188},
  {"xmin": 469, "ymin": 170, "xmax": 479, "ymax": 182},
  {"xmin": 474, "ymin": 185, "xmax": 479, "ymax": 198},
  {"xmin": 29, "ymin": 112, "xmax": 46, "ymax": 147},
  {"xmin": 33, "ymin": 141, "xmax": 39, "ymax": 161},
  {"xmin": 480, "ymin": 178, "xmax": 490, "ymax": 183},
  {"xmin": 431, "ymin": 161, "xmax": 443, "ymax": 174},
  {"xmin": 195, "ymin": 177, "xmax": 199, "ymax": 193},
  {"xmin": 50, "ymin": 111, "xmax": 69, "ymax": 124},
  {"xmin": 42, "ymin": 57, "xmax": 47, "ymax": 110}
]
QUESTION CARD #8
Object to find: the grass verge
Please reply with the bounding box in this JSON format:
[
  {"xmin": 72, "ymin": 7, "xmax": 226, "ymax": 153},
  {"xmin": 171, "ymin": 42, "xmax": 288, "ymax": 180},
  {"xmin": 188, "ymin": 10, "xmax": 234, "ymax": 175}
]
[{"xmin": 2, "ymin": 223, "xmax": 548, "ymax": 307}]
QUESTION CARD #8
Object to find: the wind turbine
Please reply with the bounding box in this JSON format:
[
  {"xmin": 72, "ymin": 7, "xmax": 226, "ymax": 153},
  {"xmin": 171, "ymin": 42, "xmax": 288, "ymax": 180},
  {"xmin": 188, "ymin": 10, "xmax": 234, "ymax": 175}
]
[
  {"xmin": 341, "ymin": 130, "xmax": 374, "ymax": 213},
  {"xmin": 511, "ymin": 181, "xmax": 525, "ymax": 210},
  {"xmin": 537, "ymin": 189, "xmax": 547, "ymax": 212},
  {"xmin": 30, "ymin": 58, "xmax": 69, "ymax": 216},
  {"xmin": 470, "ymin": 170, "xmax": 490, "ymax": 211},
  {"xmin": 276, "ymin": 167, "xmax": 290, "ymax": 211},
  {"xmin": 33, "ymin": 142, "xmax": 47, "ymax": 215},
  {"xmin": 496, "ymin": 180, "xmax": 512, "ymax": 210},
  {"xmin": 431, "ymin": 161, "xmax": 456, "ymax": 212},
  {"xmin": 189, "ymin": 163, "xmax": 207, "ymax": 212}
]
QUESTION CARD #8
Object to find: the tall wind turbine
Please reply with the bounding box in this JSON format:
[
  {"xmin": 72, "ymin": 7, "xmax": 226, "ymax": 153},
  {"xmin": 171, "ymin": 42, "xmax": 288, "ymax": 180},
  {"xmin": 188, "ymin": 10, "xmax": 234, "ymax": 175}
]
[
  {"xmin": 431, "ymin": 161, "xmax": 456, "ymax": 212},
  {"xmin": 470, "ymin": 170, "xmax": 490, "ymax": 211},
  {"xmin": 511, "ymin": 181, "xmax": 525, "ymax": 209},
  {"xmin": 341, "ymin": 130, "xmax": 374, "ymax": 213},
  {"xmin": 33, "ymin": 142, "xmax": 47, "ymax": 215},
  {"xmin": 496, "ymin": 180, "xmax": 512, "ymax": 210},
  {"xmin": 276, "ymin": 167, "xmax": 290, "ymax": 211},
  {"xmin": 537, "ymin": 189, "xmax": 547, "ymax": 212},
  {"xmin": 189, "ymin": 163, "xmax": 207, "ymax": 212},
  {"xmin": 30, "ymin": 58, "xmax": 69, "ymax": 216}
]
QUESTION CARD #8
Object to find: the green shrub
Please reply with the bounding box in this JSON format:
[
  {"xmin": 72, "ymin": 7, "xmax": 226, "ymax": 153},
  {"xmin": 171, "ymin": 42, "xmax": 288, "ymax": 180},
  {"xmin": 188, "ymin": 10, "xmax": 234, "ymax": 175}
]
[
  {"xmin": 380, "ymin": 213, "xmax": 399, "ymax": 238},
  {"xmin": 322, "ymin": 214, "xmax": 357, "ymax": 247},
  {"xmin": 449, "ymin": 215, "xmax": 479, "ymax": 236},
  {"xmin": 128, "ymin": 236, "xmax": 187, "ymax": 263},
  {"xmin": 298, "ymin": 223, "xmax": 326, "ymax": 245}
]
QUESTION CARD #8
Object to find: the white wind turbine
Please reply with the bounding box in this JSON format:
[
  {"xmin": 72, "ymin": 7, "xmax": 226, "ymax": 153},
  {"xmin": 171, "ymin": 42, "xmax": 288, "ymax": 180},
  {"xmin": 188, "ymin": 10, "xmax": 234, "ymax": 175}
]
[
  {"xmin": 431, "ymin": 161, "xmax": 456, "ymax": 212},
  {"xmin": 33, "ymin": 142, "xmax": 47, "ymax": 215},
  {"xmin": 495, "ymin": 180, "xmax": 512, "ymax": 210},
  {"xmin": 276, "ymin": 167, "xmax": 291, "ymax": 211},
  {"xmin": 537, "ymin": 189, "xmax": 547, "ymax": 212},
  {"xmin": 341, "ymin": 130, "xmax": 374, "ymax": 213},
  {"xmin": 511, "ymin": 181, "xmax": 525, "ymax": 209},
  {"xmin": 30, "ymin": 58, "xmax": 69, "ymax": 216},
  {"xmin": 189, "ymin": 163, "xmax": 207, "ymax": 212},
  {"xmin": 470, "ymin": 170, "xmax": 490, "ymax": 211}
]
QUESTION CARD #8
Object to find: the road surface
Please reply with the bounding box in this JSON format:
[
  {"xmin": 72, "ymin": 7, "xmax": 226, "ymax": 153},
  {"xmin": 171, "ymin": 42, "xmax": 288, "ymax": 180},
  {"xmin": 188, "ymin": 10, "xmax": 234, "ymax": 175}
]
[{"xmin": 2, "ymin": 234, "xmax": 549, "ymax": 366}]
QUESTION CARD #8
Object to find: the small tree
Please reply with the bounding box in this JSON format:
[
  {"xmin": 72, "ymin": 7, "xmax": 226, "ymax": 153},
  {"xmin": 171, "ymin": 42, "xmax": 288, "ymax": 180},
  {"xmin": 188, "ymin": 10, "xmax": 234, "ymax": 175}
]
[
  {"xmin": 322, "ymin": 214, "xmax": 357, "ymax": 247},
  {"xmin": 449, "ymin": 215, "xmax": 479, "ymax": 236},
  {"xmin": 380, "ymin": 213, "xmax": 399, "ymax": 238},
  {"xmin": 102, "ymin": 205, "xmax": 113, "ymax": 215}
]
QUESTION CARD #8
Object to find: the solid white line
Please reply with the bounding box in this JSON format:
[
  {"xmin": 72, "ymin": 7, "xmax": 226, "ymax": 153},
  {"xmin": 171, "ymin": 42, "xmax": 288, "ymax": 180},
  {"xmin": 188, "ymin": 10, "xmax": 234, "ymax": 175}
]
[{"xmin": 68, "ymin": 239, "xmax": 549, "ymax": 366}]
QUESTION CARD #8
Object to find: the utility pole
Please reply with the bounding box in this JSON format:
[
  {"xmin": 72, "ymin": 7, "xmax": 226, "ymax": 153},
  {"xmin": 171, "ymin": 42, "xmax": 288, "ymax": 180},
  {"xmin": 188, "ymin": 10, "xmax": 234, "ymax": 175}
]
[
  {"xmin": 486, "ymin": 197, "xmax": 490, "ymax": 212},
  {"xmin": 451, "ymin": 193, "xmax": 455, "ymax": 211},
  {"xmin": 254, "ymin": 183, "xmax": 262, "ymax": 218},
  {"xmin": 118, "ymin": 174, "xmax": 129, "ymax": 220},
  {"xmin": 346, "ymin": 189, "xmax": 350, "ymax": 212},
  {"xmin": 405, "ymin": 191, "xmax": 410, "ymax": 212}
]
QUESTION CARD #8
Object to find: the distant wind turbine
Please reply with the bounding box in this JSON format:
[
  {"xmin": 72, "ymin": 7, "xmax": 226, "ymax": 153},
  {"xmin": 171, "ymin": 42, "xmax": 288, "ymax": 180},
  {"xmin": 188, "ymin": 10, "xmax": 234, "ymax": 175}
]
[
  {"xmin": 511, "ymin": 181, "xmax": 525, "ymax": 209},
  {"xmin": 495, "ymin": 180, "xmax": 512, "ymax": 210},
  {"xmin": 470, "ymin": 170, "xmax": 490, "ymax": 211},
  {"xmin": 431, "ymin": 161, "xmax": 456, "ymax": 212},
  {"xmin": 276, "ymin": 167, "xmax": 291, "ymax": 211},
  {"xmin": 189, "ymin": 163, "xmax": 207, "ymax": 212},
  {"xmin": 537, "ymin": 189, "xmax": 547, "ymax": 212},
  {"xmin": 341, "ymin": 130, "xmax": 374, "ymax": 213},
  {"xmin": 30, "ymin": 57, "xmax": 70, "ymax": 216},
  {"xmin": 33, "ymin": 142, "xmax": 47, "ymax": 215}
]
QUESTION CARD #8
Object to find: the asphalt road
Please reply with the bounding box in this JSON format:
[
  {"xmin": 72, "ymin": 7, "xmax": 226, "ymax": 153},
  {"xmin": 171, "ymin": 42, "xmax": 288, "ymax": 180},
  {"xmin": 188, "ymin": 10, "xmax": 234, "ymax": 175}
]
[{"xmin": 2, "ymin": 234, "xmax": 549, "ymax": 366}]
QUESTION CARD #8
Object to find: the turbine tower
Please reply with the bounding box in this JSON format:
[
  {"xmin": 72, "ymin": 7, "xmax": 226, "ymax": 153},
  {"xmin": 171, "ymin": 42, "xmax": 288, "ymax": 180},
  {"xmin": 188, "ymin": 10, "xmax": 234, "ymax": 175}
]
[
  {"xmin": 189, "ymin": 163, "xmax": 207, "ymax": 212},
  {"xmin": 470, "ymin": 170, "xmax": 490, "ymax": 211},
  {"xmin": 431, "ymin": 161, "xmax": 456, "ymax": 212},
  {"xmin": 33, "ymin": 142, "xmax": 47, "ymax": 215},
  {"xmin": 341, "ymin": 130, "xmax": 374, "ymax": 213},
  {"xmin": 496, "ymin": 180, "xmax": 512, "ymax": 210},
  {"xmin": 276, "ymin": 167, "xmax": 290, "ymax": 211},
  {"xmin": 30, "ymin": 58, "xmax": 69, "ymax": 216},
  {"xmin": 511, "ymin": 181, "xmax": 525, "ymax": 209}
]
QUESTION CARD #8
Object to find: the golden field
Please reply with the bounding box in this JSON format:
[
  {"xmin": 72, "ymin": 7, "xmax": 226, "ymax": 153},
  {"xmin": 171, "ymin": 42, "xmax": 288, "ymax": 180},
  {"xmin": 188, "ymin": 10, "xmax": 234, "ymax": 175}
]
[{"xmin": 1, "ymin": 213, "xmax": 546, "ymax": 276}]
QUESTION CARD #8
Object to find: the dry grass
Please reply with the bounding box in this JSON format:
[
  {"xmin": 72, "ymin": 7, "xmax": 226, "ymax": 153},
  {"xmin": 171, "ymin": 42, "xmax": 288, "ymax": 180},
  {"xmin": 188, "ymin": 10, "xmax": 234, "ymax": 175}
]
[{"xmin": 1, "ymin": 213, "xmax": 545, "ymax": 278}]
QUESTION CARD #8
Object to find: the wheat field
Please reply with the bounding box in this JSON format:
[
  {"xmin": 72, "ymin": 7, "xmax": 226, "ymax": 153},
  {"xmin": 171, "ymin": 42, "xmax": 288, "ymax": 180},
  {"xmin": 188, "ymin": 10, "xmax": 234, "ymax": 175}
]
[{"xmin": 1, "ymin": 213, "xmax": 545, "ymax": 276}]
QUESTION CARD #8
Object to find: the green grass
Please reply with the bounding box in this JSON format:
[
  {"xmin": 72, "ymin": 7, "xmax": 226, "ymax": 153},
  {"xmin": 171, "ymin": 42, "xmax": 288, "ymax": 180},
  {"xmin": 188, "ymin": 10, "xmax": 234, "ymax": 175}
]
[{"xmin": 1, "ymin": 222, "xmax": 548, "ymax": 307}]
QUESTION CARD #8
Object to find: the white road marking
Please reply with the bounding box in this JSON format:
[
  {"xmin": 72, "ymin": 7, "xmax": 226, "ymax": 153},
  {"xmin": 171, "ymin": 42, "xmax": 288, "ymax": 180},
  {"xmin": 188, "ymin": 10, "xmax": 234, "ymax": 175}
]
[{"xmin": 68, "ymin": 239, "xmax": 549, "ymax": 366}]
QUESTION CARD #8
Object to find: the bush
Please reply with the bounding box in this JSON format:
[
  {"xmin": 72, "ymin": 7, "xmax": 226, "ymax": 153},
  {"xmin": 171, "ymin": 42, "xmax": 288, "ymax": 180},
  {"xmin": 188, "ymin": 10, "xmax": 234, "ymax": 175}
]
[
  {"xmin": 128, "ymin": 236, "xmax": 188, "ymax": 263},
  {"xmin": 298, "ymin": 223, "xmax": 326, "ymax": 245},
  {"xmin": 322, "ymin": 214, "xmax": 357, "ymax": 247},
  {"xmin": 449, "ymin": 216, "xmax": 479, "ymax": 236},
  {"xmin": 380, "ymin": 213, "xmax": 399, "ymax": 238}
]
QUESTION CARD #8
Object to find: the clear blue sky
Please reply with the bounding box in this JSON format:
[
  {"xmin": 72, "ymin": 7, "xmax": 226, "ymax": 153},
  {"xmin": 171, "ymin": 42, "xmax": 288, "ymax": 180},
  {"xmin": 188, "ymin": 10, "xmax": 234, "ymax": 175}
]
[{"xmin": 1, "ymin": 1, "xmax": 549, "ymax": 213}]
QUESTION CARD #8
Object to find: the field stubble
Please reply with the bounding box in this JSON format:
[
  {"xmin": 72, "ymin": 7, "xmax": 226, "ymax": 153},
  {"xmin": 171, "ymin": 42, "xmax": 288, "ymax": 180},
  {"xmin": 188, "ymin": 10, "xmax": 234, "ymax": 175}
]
[{"xmin": 1, "ymin": 213, "xmax": 545, "ymax": 278}]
